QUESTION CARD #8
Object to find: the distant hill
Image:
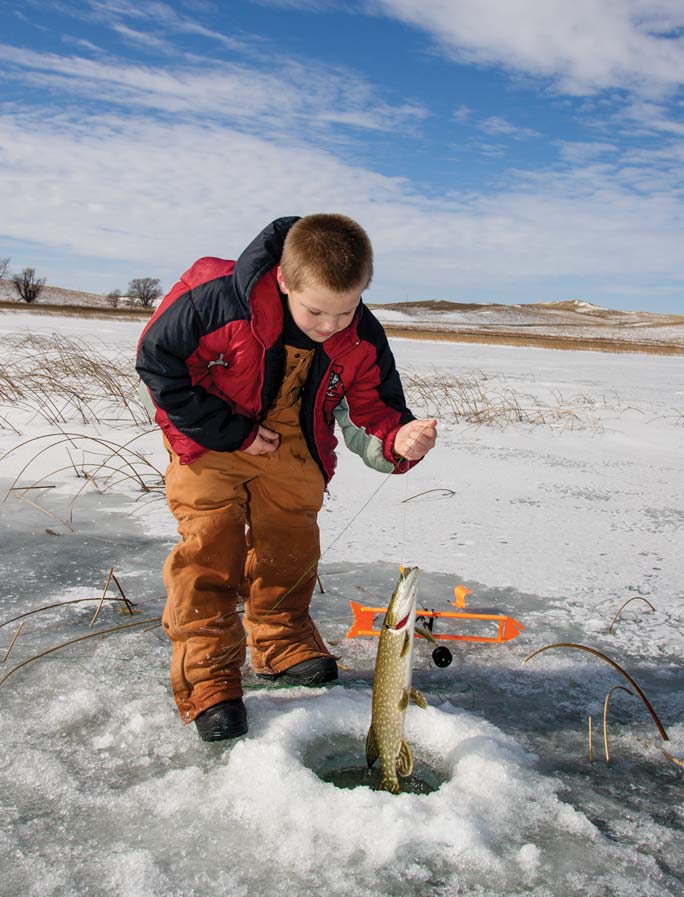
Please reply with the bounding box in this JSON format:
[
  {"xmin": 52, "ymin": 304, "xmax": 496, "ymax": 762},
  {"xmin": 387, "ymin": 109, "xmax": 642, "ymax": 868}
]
[
  {"xmin": 368, "ymin": 298, "xmax": 684, "ymax": 354},
  {"xmin": 0, "ymin": 280, "xmax": 114, "ymax": 308},
  {"xmin": 373, "ymin": 297, "xmax": 682, "ymax": 323}
]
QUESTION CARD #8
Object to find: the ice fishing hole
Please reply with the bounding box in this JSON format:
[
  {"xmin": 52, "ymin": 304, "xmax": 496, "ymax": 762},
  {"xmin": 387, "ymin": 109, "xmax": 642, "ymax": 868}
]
[{"xmin": 303, "ymin": 735, "xmax": 447, "ymax": 794}]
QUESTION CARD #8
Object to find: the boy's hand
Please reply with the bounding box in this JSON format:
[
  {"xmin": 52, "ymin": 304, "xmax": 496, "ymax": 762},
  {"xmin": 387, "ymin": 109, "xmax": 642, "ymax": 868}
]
[
  {"xmin": 242, "ymin": 425, "xmax": 281, "ymax": 455},
  {"xmin": 392, "ymin": 418, "xmax": 437, "ymax": 461}
]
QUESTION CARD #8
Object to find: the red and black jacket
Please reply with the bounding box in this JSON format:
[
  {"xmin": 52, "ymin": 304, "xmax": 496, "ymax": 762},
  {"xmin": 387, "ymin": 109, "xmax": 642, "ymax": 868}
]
[{"xmin": 136, "ymin": 217, "xmax": 417, "ymax": 483}]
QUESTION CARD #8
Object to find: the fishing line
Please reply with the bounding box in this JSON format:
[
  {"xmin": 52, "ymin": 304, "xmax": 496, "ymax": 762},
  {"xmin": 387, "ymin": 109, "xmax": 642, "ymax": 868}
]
[
  {"xmin": 213, "ymin": 423, "xmax": 432, "ymax": 668},
  {"xmin": 400, "ymin": 462, "xmax": 410, "ymax": 570}
]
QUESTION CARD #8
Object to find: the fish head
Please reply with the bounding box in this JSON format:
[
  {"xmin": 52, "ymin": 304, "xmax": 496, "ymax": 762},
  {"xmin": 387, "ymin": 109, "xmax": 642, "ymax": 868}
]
[{"xmin": 383, "ymin": 566, "xmax": 420, "ymax": 632}]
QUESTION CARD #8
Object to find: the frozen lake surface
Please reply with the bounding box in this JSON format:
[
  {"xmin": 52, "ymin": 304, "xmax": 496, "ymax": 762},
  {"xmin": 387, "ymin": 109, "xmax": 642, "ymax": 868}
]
[{"xmin": 0, "ymin": 310, "xmax": 682, "ymax": 895}]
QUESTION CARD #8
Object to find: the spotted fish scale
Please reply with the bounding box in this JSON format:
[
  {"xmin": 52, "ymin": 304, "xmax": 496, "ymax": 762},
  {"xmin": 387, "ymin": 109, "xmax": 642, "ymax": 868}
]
[{"xmin": 365, "ymin": 566, "xmax": 427, "ymax": 793}]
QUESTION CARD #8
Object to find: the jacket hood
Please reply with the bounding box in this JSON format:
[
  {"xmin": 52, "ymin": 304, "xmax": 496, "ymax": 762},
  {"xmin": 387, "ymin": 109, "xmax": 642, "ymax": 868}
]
[{"xmin": 232, "ymin": 216, "xmax": 300, "ymax": 311}]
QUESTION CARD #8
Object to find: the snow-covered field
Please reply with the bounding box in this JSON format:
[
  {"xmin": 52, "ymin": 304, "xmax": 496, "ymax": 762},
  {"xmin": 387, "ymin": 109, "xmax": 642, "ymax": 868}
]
[{"xmin": 0, "ymin": 308, "xmax": 682, "ymax": 897}]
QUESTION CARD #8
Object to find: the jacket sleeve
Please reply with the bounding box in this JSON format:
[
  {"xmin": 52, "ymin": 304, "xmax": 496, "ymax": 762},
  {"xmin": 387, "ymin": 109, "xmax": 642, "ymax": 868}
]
[
  {"xmin": 333, "ymin": 311, "xmax": 418, "ymax": 474},
  {"xmin": 136, "ymin": 282, "xmax": 257, "ymax": 452}
]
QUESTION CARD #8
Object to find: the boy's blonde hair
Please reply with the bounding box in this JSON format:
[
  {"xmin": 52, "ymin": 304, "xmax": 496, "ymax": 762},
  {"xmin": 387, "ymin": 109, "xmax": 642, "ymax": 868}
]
[{"xmin": 280, "ymin": 213, "xmax": 373, "ymax": 293}]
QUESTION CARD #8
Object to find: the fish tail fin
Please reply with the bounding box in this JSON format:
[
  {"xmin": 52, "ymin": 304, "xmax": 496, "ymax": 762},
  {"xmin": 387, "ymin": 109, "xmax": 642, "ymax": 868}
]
[
  {"xmin": 396, "ymin": 739, "xmax": 413, "ymax": 777},
  {"xmin": 379, "ymin": 776, "xmax": 401, "ymax": 794}
]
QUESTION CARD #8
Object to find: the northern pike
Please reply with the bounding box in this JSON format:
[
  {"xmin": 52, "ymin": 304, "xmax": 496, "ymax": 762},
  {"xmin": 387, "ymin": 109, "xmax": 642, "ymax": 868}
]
[{"xmin": 366, "ymin": 566, "xmax": 428, "ymax": 793}]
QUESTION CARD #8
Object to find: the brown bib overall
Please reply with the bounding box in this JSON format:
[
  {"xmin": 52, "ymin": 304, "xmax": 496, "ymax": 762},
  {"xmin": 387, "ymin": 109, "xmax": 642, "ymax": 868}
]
[{"xmin": 161, "ymin": 345, "xmax": 329, "ymax": 721}]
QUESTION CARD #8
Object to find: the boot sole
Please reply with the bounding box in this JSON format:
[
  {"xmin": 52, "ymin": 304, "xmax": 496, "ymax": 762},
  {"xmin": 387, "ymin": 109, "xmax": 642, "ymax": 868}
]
[
  {"xmin": 198, "ymin": 723, "xmax": 248, "ymax": 742},
  {"xmin": 280, "ymin": 669, "xmax": 338, "ymax": 686},
  {"xmin": 256, "ymin": 662, "xmax": 338, "ymax": 687}
]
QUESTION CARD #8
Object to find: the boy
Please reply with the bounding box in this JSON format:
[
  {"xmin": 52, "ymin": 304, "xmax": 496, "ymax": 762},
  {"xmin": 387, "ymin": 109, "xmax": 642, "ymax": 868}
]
[{"xmin": 136, "ymin": 214, "xmax": 437, "ymax": 741}]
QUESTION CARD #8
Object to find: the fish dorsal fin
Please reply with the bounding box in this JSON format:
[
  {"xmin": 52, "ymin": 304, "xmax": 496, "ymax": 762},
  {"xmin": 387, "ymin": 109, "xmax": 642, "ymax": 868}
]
[
  {"xmin": 399, "ymin": 688, "xmax": 409, "ymax": 711},
  {"xmin": 396, "ymin": 739, "xmax": 413, "ymax": 777},
  {"xmin": 410, "ymin": 688, "xmax": 428, "ymax": 709},
  {"xmin": 400, "ymin": 631, "xmax": 411, "ymax": 658},
  {"xmin": 365, "ymin": 726, "xmax": 379, "ymax": 768}
]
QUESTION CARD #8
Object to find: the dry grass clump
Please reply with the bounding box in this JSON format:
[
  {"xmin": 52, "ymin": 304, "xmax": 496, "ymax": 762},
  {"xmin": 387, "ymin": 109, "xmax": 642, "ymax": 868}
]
[
  {"xmin": 0, "ymin": 332, "xmax": 150, "ymax": 428},
  {"xmin": 0, "ymin": 332, "xmax": 628, "ymax": 433},
  {"xmin": 2, "ymin": 432, "xmax": 166, "ymax": 530},
  {"xmin": 401, "ymin": 369, "xmax": 599, "ymax": 429}
]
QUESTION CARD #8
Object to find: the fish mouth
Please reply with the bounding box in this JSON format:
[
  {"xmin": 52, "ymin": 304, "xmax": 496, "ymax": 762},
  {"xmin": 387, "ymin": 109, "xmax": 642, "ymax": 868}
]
[{"xmin": 386, "ymin": 566, "xmax": 420, "ymax": 630}]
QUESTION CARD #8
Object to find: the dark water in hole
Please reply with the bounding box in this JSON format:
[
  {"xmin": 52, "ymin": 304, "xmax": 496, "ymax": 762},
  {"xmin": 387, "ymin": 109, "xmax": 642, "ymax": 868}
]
[
  {"xmin": 304, "ymin": 734, "xmax": 447, "ymax": 794},
  {"xmin": 320, "ymin": 764, "xmax": 442, "ymax": 794}
]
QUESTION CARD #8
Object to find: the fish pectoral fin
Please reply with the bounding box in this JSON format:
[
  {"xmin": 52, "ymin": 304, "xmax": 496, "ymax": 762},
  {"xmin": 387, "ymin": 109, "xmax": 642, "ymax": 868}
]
[
  {"xmin": 399, "ymin": 688, "xmax": 409, "ymax": 711},
  {"xmin": 415, "ymin": 625, "xmax": 437, "ymax": 645},
  {"xmin": 396, "ymin": 739, "xmax": 413, "ymax": 778},
  {"xmin": 400, "ymin": 631, "xmax": 411, "ymax": 658},
  {"xmin": 410, "ymin": 688, "xmax": 428, "ymax": 709},
  {"xmin": 365, "ymin": 726, "xmax": 379, "ymax": 768}
]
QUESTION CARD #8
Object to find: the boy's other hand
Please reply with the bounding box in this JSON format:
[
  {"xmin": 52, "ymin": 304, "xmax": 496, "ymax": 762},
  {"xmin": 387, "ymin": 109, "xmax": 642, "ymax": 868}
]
[
  {"xmin": 242, "ymin": 425, "xmax": 281, "ymax": 455},
  {"xmin": 393, "ymin": 418, "xmax": 437, "ymax": 461}
]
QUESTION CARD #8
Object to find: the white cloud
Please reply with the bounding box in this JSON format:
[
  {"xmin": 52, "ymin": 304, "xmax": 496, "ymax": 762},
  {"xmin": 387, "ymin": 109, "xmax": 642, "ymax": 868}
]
[
  {"xmin": 0, "ymin": 44, "xmax": 427, "ymax": 136},
  {"xmin": 557, "ymin": 141, "xmax": 618, "ymax": 164},
  {"xmin": 478, "ymin": 116, "xmax": 540, "ymax": 139},
  {"xmin": 248, "ymin": 0, "xmax": 342, "ymax": 9},
  {"xmin": 61, "ymin": 35, "xmax": 104, "ymax": 53},
  {"xmin": 111, "ymin": 23, "xmax": 173, "ymax": 51},
  {"xmin": 2, "ymin": 4, "xmax": 683, "ymax": 309},
  {"xmin": 42, "ymin": 0, "xmax": 260, "ymax": 53},
  {"xmin": 452, "ymin": 105, "xmax": 471, "ymax": 123},
  {"xmin": 1, "ymin": 107, "xmax": 683, "ymax": 308},
  {"xmin": 469, "ymin": 141, "xmax": 507, "ymax": 159},
  {"xmin": 370, "ymin": 0, "xmax": 684, "ymax": 97},
  {"xmin": 621, "ymin": 99, "xmax": 684, "ymax": 136}
]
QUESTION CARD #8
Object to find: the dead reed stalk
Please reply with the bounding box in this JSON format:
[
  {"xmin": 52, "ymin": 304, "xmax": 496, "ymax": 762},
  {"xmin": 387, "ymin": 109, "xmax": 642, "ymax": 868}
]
[
  {"xmin": 602, "ymin": 685, "xmax": 635, "ymax": 764},
  {"xmin": 2, "ymin": 621, "xmax": 25, "ymax": 663},
  {"xmin": 661, "ymin": 749, "xmax": 684, "ymax": 770},
  {"xmin": 608, "ymin": 596, "xmax": 656, "ymax": 634},
  {"xmin": 0, "ymin": 617, "xmax": 163, "ymax": 689},
  {"xmin": 0, "ymin": 595, "xmax": 140, "ymax": 632},
  {"xmin": 523, "ymin": 642, "xmax": 669, "ymax": 742},
  {"xmin": 2, "ymin": 433, "xmax": 164, "ymax": 522},
  {"xmin": 89, "ymin": 568, "xmax": 115, "ymax": 627}
]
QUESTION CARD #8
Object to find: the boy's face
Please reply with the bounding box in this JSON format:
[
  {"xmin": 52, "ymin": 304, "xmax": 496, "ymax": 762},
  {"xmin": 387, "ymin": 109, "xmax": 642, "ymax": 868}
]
[{"xmin": 277, "ymin": 267, "xmax": 362, "ymax": 342}]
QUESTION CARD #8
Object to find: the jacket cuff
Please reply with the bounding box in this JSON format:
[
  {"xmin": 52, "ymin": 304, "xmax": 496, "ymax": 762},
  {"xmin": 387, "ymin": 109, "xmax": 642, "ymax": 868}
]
[
  {"xmin": 382, "ymin": 425, "xmax": 420, "ymax": 474},
  {"xmin": 238, "ymin": 421, "xmax": 260, "ymax": 451}
]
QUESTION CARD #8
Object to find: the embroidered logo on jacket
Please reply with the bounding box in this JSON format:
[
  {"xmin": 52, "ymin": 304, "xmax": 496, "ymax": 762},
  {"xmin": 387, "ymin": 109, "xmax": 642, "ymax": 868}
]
[
  {"xmin": 207, "ymin": 353, "xmax": 229, "ymax": 369},
  {"xmin": 326, "ymin": 370, "xmax": 342, "ymax": 397},
  {"xmin": 322, "ymin": 364, "xmax": 345, "ymax": 424},
  {"xmin": 326, "ymin": 365, "xmax": 345, "ymax": 400}
]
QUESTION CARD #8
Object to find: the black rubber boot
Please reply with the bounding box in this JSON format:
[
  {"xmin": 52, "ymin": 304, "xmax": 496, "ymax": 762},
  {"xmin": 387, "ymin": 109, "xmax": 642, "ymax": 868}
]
[
  {"xmin": 194, "ymin": 699, "xmax": 248, "ymax": 742},
  {"xmin": 258, "ymin": 655, "xmax": 338, "ymax": 686}
]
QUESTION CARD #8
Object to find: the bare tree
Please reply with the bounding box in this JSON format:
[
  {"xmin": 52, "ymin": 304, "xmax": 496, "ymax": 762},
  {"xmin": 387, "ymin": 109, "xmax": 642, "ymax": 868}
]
[
  {"xmin": 128, "ymin": 277, "xmax": 162, "ymax": 309},
  {"xmin": 106, "ymin": 289, "xmax": 123, "ymax": 309},
  {"xmin": 12, "ymin": 267, "xmax": 46, "ymax": 304},
  {"xmin": 0, "ymin": 257, "xmax": 9, "ymax": 280}
]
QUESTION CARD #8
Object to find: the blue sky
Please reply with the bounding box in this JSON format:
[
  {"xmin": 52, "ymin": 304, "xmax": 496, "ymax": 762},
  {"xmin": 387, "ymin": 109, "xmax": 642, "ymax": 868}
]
[{"xmin": 1, "ymin": 0, "xmax": 683, "ymax": 312}]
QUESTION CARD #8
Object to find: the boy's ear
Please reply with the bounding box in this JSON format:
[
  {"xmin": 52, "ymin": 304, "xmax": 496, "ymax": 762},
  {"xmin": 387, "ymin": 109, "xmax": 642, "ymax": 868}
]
[{"xmin": 276, "ymin": 265, "xmax": 288, "ymax": 293}]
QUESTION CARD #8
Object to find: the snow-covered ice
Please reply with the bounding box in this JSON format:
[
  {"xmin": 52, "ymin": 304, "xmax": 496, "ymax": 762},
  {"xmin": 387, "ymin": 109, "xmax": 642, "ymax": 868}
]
[{"xmin": 0, "ymin": 309, "xmax": 682, "ymax": 896}]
